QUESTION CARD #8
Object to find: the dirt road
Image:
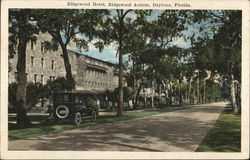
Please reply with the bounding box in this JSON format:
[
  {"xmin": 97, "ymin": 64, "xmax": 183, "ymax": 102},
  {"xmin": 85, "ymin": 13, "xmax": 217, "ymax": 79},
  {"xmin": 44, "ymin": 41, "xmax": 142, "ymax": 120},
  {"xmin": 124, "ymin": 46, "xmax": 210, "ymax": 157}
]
[{"xmin": 9, "ymin": 102, "xmax": 226, "ymax": 151}]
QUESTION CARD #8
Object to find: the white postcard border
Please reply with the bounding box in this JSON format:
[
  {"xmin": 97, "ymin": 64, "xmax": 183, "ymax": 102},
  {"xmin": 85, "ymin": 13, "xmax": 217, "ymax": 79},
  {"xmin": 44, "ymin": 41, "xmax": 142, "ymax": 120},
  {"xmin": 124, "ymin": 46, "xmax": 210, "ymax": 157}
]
[{"xmin": 1, "ymin": 0, "xmax": 249, "ymax": 159}]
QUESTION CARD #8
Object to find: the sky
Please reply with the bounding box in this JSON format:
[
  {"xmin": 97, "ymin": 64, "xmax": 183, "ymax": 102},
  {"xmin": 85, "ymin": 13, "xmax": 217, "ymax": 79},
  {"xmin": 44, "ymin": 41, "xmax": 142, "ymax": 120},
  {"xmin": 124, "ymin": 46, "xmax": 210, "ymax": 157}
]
[
  {"xmin": 68, "ymin": 41, "xmax": 121, "ymax": 64},
  {"xmin": 67, "ymin": 10, "xmax": 201, "ymax": 65},
  {"xmin": 68, "ymin": 36, "xmax": 192, "ymax": 65}
]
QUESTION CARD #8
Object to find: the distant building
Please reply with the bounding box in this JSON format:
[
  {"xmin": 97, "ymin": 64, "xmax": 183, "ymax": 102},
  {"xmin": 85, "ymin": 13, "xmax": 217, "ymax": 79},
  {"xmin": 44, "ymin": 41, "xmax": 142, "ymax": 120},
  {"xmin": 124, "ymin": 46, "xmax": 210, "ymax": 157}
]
[{"xmin": 8, "ymin": 33, "xmax": 127, "ymax": 92}]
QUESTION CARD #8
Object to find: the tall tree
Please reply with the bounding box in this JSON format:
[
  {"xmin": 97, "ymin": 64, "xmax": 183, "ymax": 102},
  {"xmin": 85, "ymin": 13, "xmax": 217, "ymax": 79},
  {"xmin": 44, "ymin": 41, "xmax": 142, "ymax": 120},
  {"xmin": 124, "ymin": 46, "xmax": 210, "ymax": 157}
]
[
  {"xmin": 102, "ymin": 9, "xmax": 138, "ymax": 116},
  {"xmin": 149, "ymin": 10, "xmax": 189, "ymax": 48},
  {"xmin": 126, "ymin": 10, "xmax": 190, "ymax": 107},
  {"xmin": 125, "ymin": 10, "xmax": 152, "ymax": 108},
  {"xmin": 213, "ymin": 12, "xmax": 241, "ymax": 114},
  {"xmin": 192, "ymin": 10, "xmax": 241, "ymax": 113},
  {"xmin": 35, "ymin": 9, "xmax": 109, "ymax": 88},
  {"xmin": 9, "ymin": 9, "xmax": 39, "ymax": 128},
  {"xmin": 115, "ymin": 9, "xmax": 133, "ymax": 116}
]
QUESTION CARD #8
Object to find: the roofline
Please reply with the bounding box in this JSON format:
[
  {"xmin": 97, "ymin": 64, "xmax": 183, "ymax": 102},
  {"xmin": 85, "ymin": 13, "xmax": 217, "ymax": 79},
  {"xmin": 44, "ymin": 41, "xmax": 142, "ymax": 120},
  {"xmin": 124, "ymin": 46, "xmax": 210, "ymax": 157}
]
[{"xmin": 67, "ymin": 49, "xmax": 118, "ymax": 67}]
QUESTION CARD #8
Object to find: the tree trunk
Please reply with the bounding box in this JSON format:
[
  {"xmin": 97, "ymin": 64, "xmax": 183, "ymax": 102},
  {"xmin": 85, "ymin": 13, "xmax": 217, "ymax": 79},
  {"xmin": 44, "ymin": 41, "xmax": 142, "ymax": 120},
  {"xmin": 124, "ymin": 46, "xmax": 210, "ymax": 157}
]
[
  {"xmin": 164, "ymin": 82, "xmax": 169, "ymax": 106},
  {"xmin": 49, "ymin": 31, "xmax": 75, "ymax": 90},
  {"xmin": 230, "ymin": 73, "xmax": 238, "ymax": 114},
  {"xmin": 61, "ymin": 45, "xmax": 74, "ymax": 84},
  {"xmin": 235, "ymin": 82, "xmax": 241, "ymax": 109},
  {"xmin": 135, "ymin": 81, "xmax": 143, "ymax": 107},
  {"xmin": 193, "ymin": 87, "xmax": 196, "ymax": 104},
  {"xmin": 159, "ymin": 83, "xmax": 162, "ymax": 104},
  {"xmin": 132, "ymin": 61, "xmax": 136, "ymax": 108},
  {"xmin": 188, "ymin": 79, "xmax": 192, "ymax": 105},
  {"xmin": 117, "ymin": 50, "xmax": 124, "ymax": 115},
  {"xmin": 203, "ymin": 80, "xmax": 206, "ymax": 104},
  {"xmin": 197, "ymin": 72, "xmax": 200, "ymax": 104},
  {"xmin": 16, "ymin": 33, "xmax": 31, "ymax": 128},
  {"xmin": 151, "ymin": 70, "xmax": 155, "ymax": 108},
  {"xmin": 117, "ymin": 11, "xmax": 125, "ymax": 116},
  {"xmin": 168, "ymin": 83, "xmax": 173, "ymax": 106},
  {"xmin": 178, "ymin": 79, "xmax": 182, "ymax": 106},
  {"xmin": 185, "ymin": 88, "xmax": 188, "ymax": 105},
  {"xmin": 117, "ymin": 35, "xmax": 124, "ymax": 116},
  {"xmin": 111, "ymin": 100, "xmax": 115, "ymax": 112}
]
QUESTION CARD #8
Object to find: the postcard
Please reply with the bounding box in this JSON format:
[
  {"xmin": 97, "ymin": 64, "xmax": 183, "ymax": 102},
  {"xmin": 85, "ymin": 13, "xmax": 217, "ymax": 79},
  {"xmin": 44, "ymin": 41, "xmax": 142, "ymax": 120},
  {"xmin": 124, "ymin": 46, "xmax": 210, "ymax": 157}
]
[{"xmin": 1, "ymin": 0, "xmax": 249, "ymax": 159}]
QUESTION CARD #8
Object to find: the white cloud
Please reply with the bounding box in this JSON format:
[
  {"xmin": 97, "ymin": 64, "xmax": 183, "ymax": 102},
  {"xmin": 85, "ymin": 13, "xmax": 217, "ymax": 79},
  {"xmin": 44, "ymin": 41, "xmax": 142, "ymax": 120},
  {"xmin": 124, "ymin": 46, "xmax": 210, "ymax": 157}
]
[
  {"xmin": 127, "ymin": 12, "xmax": 137, "ymax": 21},
  {"xmin": 171, "ymin": 37, "xmax": 190, "ymax": 48},
  {"xmin": 104, "ymin": 57, "xmax": 118, "ymax": 62}
]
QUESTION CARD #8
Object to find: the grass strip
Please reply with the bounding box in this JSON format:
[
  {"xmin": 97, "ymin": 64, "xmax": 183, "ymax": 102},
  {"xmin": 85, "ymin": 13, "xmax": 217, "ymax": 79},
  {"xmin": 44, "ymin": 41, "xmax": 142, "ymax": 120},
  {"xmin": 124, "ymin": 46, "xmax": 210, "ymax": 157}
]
[{"xmin": 195, "ymin": 108, "xmax": 241, "ymax": 152}]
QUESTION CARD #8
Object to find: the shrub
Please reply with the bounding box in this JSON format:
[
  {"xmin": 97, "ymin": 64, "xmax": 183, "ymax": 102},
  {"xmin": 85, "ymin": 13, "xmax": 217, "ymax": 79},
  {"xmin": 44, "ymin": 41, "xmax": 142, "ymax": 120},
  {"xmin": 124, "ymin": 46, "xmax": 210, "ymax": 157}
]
[
  {"xmin": 114, "ymin": 86, "xmax": 133, "ymax": 102},
  {"xmin": 8, "ymin": 77, "xmax": 75, "ymax": 113},
  {"xmin": 8, "ymin": 82, "xmax": 48, "ymax": 110},
  {"xmin": 87, "ymin": 97, "xmax": 99, "ymax": 113},
  {"xmin": 46, "ymin": 77, "xmax": 75, "ymax": 92}
]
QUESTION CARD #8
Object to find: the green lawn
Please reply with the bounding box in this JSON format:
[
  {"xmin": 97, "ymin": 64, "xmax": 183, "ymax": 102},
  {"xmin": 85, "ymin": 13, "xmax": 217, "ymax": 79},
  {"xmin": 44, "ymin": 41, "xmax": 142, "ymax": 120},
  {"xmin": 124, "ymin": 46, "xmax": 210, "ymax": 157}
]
[
  {"xmin": 196, "ymin": 108, "xmax": 241, "ymax": 152},
  {"xmin": 9, "ymin": 106, "xmax": 191, "ymax": 141}
]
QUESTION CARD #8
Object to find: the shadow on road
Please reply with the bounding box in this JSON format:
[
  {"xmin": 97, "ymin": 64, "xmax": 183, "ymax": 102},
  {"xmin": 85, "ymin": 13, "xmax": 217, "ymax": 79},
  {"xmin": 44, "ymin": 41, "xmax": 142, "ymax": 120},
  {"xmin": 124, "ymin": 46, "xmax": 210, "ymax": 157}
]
[{"xmin": 9, "ymin": 103, "xmax": 228, "ymax": 151}]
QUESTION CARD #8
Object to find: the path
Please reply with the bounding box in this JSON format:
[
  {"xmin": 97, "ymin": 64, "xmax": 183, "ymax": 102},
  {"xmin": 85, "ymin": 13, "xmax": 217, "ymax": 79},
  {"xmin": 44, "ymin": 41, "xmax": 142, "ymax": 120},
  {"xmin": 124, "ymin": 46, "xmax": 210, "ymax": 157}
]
[{"xmin": 9, "ymin": 102, "xmax": 226, "ymax": 151}]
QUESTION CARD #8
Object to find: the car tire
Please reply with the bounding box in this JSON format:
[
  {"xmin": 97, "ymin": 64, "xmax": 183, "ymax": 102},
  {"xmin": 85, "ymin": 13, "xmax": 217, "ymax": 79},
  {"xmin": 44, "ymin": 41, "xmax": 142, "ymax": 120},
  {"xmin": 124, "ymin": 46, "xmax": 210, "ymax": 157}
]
[
  {"xmin": 91, "ymin": 110, "xmax": 97, "ymax": 122},
  {"xmin": 74, "ymin": 112, "xmax": 81, "ymax": 126}
]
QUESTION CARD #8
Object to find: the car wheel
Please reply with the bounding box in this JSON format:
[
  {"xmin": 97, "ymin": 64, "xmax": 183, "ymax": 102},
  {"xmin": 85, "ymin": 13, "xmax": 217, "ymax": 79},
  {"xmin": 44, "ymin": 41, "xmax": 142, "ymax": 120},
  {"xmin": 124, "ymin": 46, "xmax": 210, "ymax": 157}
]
[
  {"xmin": 74, "ymin": 112, "xmax": 81, "ymax": 126},
  {"xmin": 91, "ymin": 110, "xmax": 97, "ymax": 122}
]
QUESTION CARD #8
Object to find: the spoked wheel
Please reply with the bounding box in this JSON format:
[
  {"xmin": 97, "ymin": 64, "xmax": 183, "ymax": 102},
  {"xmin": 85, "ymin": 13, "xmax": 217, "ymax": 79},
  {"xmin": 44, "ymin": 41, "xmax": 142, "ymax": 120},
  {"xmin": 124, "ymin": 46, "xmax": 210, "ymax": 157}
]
[
  {"xmin": 91, "ymin": 111, "xmax": 97, "ymax": 122},
  {"xmin": 74, "ymin": 112, "xmax": 82, "ymax": 126}
]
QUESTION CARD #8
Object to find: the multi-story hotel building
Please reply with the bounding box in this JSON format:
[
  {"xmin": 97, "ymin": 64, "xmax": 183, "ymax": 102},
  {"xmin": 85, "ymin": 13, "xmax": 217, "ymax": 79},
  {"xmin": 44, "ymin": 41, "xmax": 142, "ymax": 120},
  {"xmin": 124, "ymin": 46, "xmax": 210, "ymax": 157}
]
[{"xmin": 8, "ymin": 33, "xmax": 126, "ymax": 92}]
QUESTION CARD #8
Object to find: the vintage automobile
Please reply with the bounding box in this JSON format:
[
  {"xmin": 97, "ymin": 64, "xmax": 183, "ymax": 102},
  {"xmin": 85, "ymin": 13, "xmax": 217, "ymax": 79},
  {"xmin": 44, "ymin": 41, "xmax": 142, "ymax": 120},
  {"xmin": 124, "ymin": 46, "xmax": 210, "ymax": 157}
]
[{"xmin": 51, "ymin": 92, "xmax": 99, "ymax": 126}]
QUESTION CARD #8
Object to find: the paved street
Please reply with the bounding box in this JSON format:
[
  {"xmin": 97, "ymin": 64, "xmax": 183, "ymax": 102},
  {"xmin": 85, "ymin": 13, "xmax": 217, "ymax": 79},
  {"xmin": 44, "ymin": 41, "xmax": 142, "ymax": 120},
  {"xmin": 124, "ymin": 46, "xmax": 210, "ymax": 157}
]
[{"xmin": 9, "ymin": 102, "xmax": 226, "ymax": 151}]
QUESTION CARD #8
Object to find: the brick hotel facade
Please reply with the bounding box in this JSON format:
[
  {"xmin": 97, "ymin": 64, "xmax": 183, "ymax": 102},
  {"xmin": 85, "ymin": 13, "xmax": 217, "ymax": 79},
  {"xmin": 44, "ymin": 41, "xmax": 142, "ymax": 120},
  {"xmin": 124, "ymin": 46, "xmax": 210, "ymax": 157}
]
[{"xmin": 8, "ymin": 33, "xmax": 127, "ymax": 92}]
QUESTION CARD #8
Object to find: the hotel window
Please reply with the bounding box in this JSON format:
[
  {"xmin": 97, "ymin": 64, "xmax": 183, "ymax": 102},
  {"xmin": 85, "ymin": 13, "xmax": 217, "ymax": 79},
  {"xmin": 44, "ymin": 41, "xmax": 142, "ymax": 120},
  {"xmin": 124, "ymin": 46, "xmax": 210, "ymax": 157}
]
[
  {"xmin": 41, "ymin": 75, "xmax": 44, "ymax": 84},
  {"xmin": 50, "ymin": 76, "xmax": 55, "ymax": 81},
  {"xmin": 31, "ymin": 42, "xmax": 34, "ymax": 50},
  {"xmin": 51, "ymin": 60, "xmax": 55, "ymax": 70},
  {"xmin": 41, "ymin": 42, "xmax": 45, "ymax": 53},
  {"xmin": 14, "ymin": 72, "xmax": 18, "ymax": 80},
  {"xmin": 31, "ymin": 56, "xmax": 35, "ymax": 67},
  {"xmin": 41, "ymin": 58, "xmax": 44, "ymax": 68},
  {"xmin": 34, "ymin": 74, "xmax": 37, "ymax": 83}
]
